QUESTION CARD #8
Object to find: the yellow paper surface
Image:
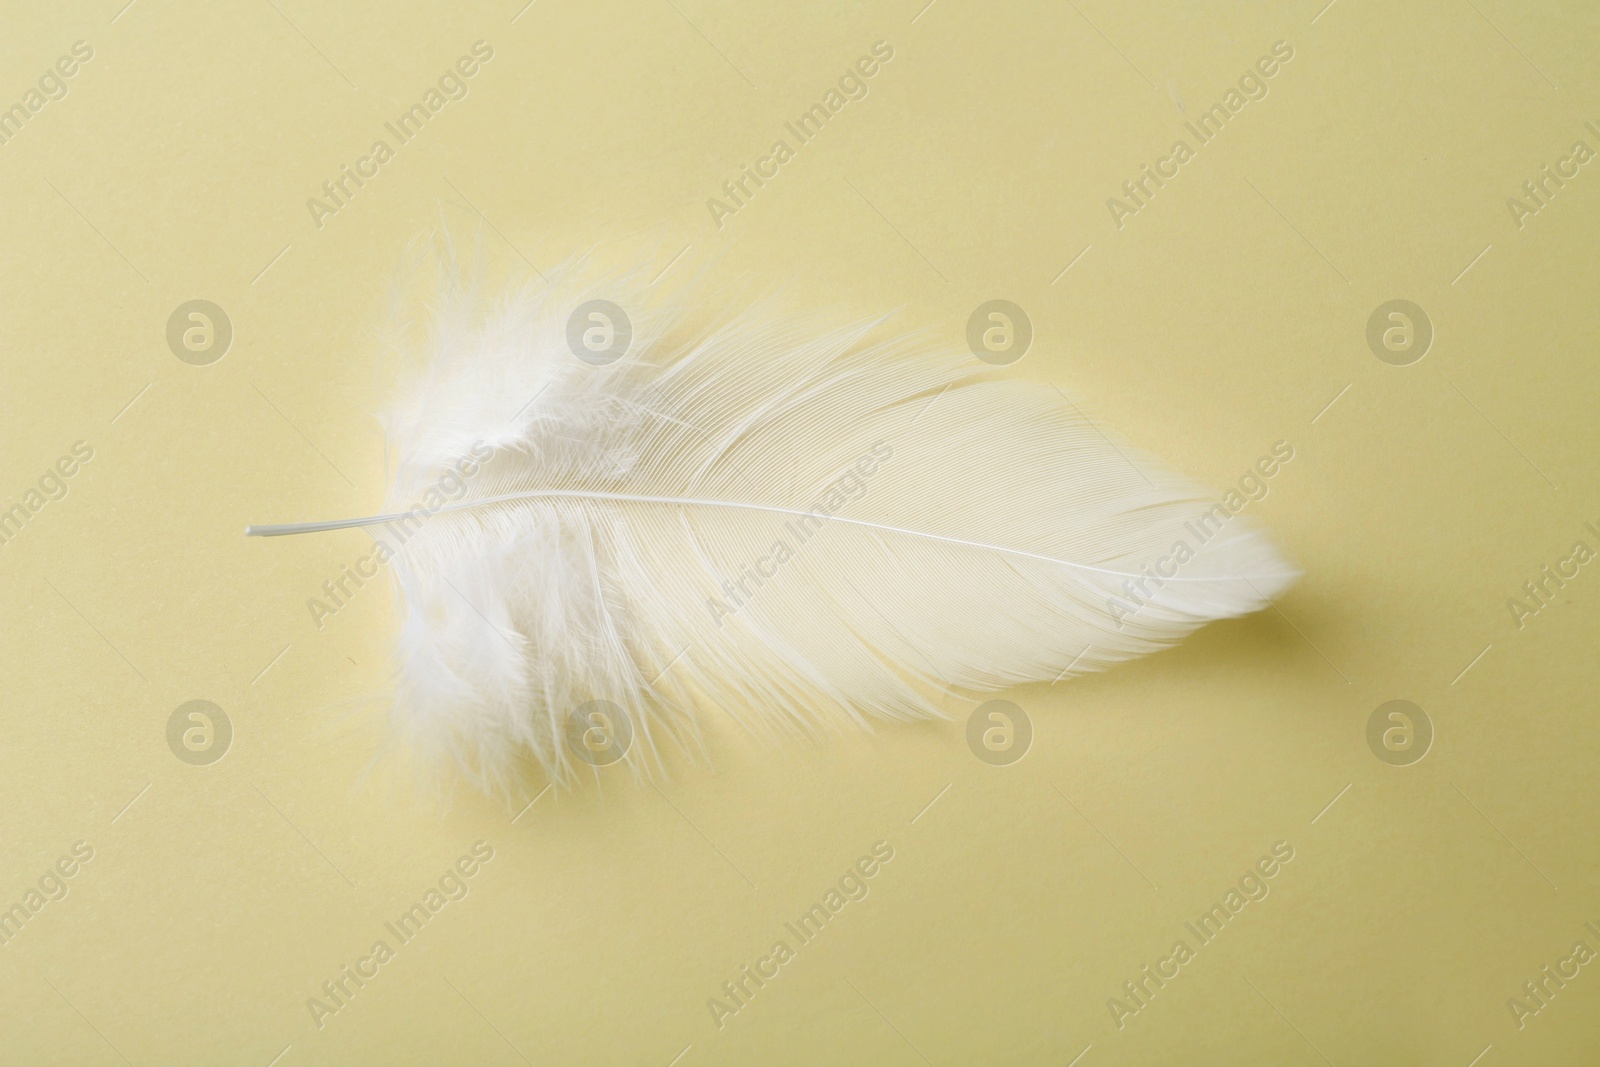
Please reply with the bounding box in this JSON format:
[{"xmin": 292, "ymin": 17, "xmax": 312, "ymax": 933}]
[{"xmin": 2, "ymin": 1, "xmax": 1597, "ymax": 1063}]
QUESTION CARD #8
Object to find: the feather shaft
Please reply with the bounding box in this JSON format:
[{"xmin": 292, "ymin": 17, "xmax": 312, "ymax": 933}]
[{"xmin": 249, "ymin": 490, "xmax": 1295, "ymax": 586}]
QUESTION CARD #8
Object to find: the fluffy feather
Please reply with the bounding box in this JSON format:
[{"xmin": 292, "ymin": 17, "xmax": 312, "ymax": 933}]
[{"xmin": 249, "ymin": 260, "xmax": 1297, "ymax": 792}]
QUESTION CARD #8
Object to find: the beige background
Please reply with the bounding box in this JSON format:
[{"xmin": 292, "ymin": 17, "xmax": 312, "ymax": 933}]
[{"xmin": 2, "ymin": 0, "xmax": 1598, "ymax": 1063}]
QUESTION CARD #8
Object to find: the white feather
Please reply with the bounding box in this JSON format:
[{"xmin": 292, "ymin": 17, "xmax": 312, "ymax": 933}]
[{"xmin": 249, "ymin": 259, "xmax": 1297, "ymax": 793}]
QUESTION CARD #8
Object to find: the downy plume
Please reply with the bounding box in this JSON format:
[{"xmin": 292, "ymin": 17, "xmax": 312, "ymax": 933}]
[{"xmin": 248, "ymin": 247, "xmax": 1298, "ymax": 793}]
